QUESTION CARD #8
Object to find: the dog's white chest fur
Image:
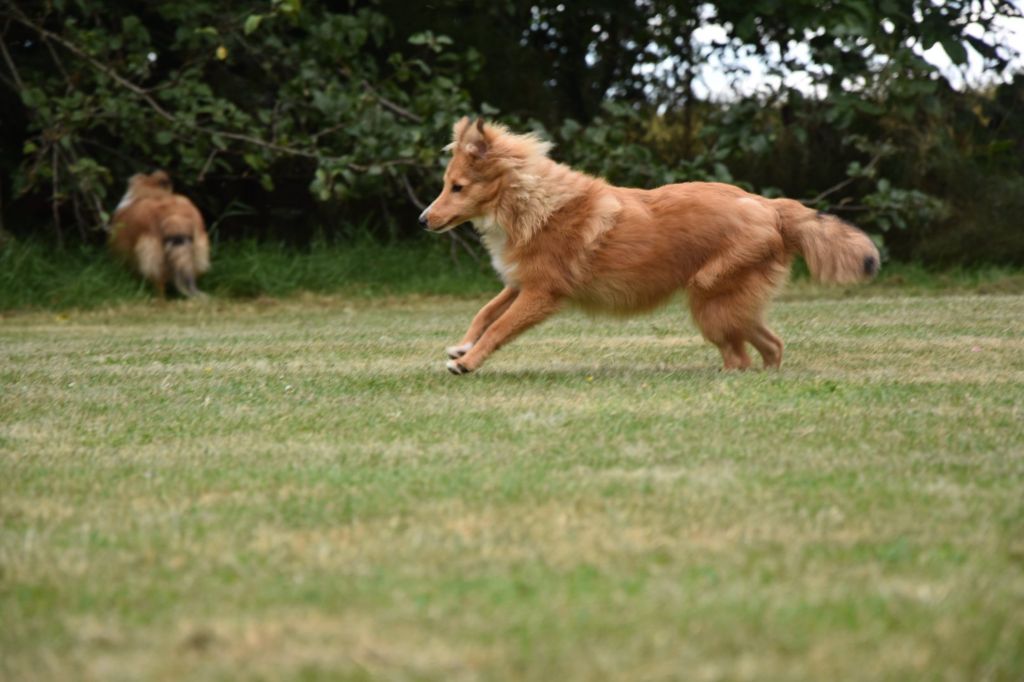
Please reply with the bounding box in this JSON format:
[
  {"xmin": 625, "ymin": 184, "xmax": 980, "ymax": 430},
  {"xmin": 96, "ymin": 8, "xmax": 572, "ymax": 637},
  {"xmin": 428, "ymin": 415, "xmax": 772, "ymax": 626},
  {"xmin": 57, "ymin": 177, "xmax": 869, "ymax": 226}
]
[{"xmin": 477, "ymin": 217, "xmax": 518, "ymax": 285}]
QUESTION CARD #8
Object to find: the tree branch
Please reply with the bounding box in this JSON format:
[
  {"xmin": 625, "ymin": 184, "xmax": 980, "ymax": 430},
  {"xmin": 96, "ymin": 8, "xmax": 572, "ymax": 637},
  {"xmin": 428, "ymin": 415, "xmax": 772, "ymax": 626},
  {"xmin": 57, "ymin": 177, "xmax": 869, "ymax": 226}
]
[
  {"xmin": 0, "ymin": 19, "xmax": 25, "ymax": 91},
  {"xmin": 400, "ymin": 172, "xmax": 426, "ymax": 210},
  {"xmin": 198, "ymin": 149, "xmax": 218, "ymax": 182},
  {"xmin": 62, "ymin": 143, "xmax": 107, "ymax": 226},
  {"xmin": 6, "ymin": 5, "xmax": 418, "ymax": 174},
  {"xmin": 361, "ymin": 80, "xmax": 423, "ymax": 123},
  {"xmin": 802, "ymin": 149, "xmax": 885, "ymax": 206},
  {"xmin": 447, "ymin": 226, "xmax": 482, "ymax": 265},
  {"xmin": 50, "ymin": 144, "xmax": 63, "ymax": 248}
]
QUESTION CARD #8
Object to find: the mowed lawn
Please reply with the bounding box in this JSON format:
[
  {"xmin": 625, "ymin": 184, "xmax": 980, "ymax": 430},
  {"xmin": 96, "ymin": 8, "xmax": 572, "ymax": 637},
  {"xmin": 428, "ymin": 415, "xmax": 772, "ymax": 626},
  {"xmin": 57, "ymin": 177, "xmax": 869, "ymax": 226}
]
[{"xmin": 2, "ymin": 291, "xmax": 1023, "ymax": 681}]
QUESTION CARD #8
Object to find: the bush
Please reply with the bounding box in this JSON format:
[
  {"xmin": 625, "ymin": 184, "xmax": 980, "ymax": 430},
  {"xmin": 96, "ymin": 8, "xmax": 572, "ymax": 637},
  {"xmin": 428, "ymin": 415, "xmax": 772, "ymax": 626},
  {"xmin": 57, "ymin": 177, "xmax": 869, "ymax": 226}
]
[{"xmin": 1, "ymin": 1, "xmax": 1021, "ymax": 264}]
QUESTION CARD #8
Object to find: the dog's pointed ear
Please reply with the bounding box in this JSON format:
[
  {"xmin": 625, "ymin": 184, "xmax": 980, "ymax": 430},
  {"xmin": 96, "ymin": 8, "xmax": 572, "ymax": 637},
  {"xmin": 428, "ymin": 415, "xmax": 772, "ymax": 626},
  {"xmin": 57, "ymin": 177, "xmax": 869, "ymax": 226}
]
[
  {"xmin": 452, "ymin": 116, "xmax": 473, "ymax": 143},
  {"xmin": 464, "ymin": 117, "xmax": 490, "ymax": 158},
  {"xmin": 152, "ymin": 170, "xmax": 172, "ymax": 191}
]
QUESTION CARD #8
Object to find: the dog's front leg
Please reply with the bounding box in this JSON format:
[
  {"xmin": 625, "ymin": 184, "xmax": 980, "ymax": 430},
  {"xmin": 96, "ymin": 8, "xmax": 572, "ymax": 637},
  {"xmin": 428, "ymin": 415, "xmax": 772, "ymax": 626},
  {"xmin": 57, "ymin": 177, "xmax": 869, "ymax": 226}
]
[
  {"xmin": 446, "ymin": 289, "xmax": 561, "ymax": 374},
  {"xmin": 446, "ymin": 286, "xmax": 519, "ymax": 359}
]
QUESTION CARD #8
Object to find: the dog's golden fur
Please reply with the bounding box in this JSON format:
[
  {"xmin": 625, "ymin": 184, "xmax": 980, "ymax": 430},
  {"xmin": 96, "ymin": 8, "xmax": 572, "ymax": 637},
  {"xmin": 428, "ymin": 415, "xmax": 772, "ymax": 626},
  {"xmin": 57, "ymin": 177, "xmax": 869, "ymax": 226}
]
[
  {"xmin": 109, "ymin": 170, "xmax": 210, "ymax": 298},
  {"xmin": 421, "ymin": 117, "xmax": 880, "ymax": 373}
]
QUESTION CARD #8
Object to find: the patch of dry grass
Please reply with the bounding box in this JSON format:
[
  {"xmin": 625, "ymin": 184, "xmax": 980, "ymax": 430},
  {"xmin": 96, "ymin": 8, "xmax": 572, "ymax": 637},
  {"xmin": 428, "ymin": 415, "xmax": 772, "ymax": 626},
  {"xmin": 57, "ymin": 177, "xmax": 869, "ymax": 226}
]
[{"xmin": 2, "ymin": 292, "xmax": 1023, "ymax": 681}]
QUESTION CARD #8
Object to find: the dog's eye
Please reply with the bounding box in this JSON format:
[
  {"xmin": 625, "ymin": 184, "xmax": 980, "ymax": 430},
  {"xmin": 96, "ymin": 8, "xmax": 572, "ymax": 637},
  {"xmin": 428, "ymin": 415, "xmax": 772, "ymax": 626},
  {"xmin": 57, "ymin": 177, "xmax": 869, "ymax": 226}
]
[{"xmin": 451, "ymin": 183, "xmax": 463, "ymax": 193}]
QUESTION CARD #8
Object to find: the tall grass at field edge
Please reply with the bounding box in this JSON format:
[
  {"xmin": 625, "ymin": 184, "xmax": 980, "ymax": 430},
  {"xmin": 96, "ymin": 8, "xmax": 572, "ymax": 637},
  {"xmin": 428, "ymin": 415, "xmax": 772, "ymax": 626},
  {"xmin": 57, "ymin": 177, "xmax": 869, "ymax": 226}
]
[
  {"xmin": 0, "ymin": 236, "xmax": 498, "ymax": 310},
  {"xmin": 1, "ymin": 236, "xmax": 1023, "ymax": 311}
]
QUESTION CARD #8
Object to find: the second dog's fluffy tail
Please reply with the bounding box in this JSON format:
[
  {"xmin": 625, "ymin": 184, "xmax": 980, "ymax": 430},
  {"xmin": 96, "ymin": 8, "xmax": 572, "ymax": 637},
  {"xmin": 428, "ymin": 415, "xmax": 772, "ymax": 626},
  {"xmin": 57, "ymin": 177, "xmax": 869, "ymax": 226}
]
[
  {"xmin": 161, "ymin": 214, "xmax": 210, "ymax": 298},
  {"xmin": 773, "ymin": 198, "xmax": 880, "ymax": 284}
]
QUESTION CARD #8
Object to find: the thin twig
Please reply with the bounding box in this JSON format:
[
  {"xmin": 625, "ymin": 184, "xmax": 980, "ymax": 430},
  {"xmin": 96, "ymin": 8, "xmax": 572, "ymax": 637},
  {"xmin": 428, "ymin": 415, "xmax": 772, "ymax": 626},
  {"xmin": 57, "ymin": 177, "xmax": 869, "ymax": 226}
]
[
  {"xmin": 0, "ymin": 20, "xmax": 25, "ymax": 91},
  {"xmin": 207, "ymin": 198, "xmax": 257, "ymax": 237},
  {"xmin": 821, "ymin": 204, "xmax": 873, "ymax": 213},
  {"xmin": 79, "ymin": 137, "xmax": 144, "ymax": 166},
  {"xmin": 361, "ymin": 80, "xmax": 423, "ymax": 123},
  {"xmin": 400, "ymin": 172, "xmax": 426, "ymax": 210},
  {"xmin": 51, "ymin": 144, "xmax": 63, "ymax": 248},
  {"xmin": 63, "ymin": 142, "xmax": 107, "ymax": 227},
  {"xmin": 448, "ymin": 226, "xmax": 481, "ymax": 265},
  {"xmin": 449, "ymin": 229, "xmax": 458, "ymax": 265},
  {"xmin": 348, "ymin": 159, "xmax": 419, "ymax": 173},
  {"xmin": 59, "ymin": 146, "xmax": 87, "ymax": 239},
  {"xmin": 198, "ymin": 149, "xmax": 218, "ymax": 182},
  {"xmin": 68, "ymin": 175, "xmax": 86, "ymax": 240},
  {"xmin": 40, "ymin": 31, "xmax": 70, "ymax": 81},
  {"xmin": 22, "ymin": 139, "xmax": 50, "ymax": 187},
  {"xmin": 310, "ymin": 121, "xmax": 347, "ymax": 142},
  {"xmin": 803, "ymin": 150, "xmax": 884, "ymax": 206}
]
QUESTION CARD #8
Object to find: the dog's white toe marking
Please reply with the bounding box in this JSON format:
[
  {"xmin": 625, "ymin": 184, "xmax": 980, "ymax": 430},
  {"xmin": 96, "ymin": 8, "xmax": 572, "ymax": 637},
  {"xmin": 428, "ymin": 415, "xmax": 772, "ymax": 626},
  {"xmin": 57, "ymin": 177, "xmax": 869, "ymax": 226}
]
[
  {"xmin": 446, "ymin": 342, "xmax": 473, "ymax": 359},
  {"xmin": 446, "ymin": 359, "xmax": 470, "ymax": 375}
]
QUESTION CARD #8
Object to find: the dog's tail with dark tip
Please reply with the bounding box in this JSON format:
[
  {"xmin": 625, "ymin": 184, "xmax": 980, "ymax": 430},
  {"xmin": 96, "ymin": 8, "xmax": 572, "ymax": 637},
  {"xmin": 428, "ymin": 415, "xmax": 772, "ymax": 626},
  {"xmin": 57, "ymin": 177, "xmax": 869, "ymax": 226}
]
[{"xmin": 773, "ymin": 199, "xmax": 881, "ymax": 284}]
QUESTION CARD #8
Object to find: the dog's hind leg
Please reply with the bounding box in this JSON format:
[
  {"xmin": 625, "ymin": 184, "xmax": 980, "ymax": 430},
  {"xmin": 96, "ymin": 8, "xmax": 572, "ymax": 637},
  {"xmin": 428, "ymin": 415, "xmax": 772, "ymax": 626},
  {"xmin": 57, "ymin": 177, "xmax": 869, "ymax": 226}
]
[
  {"xmin": 134, "ymin": 234, "xmax": 167, "ymax": 298},
  {"xmin": 193, "ymin": 230, "xmax": 211, "ymax": 275},
  {"xmin": 447, "ymin": 288, "xmax": 559, "ymax": 374},
  {"xmin": 692, "ymin": 260, "xmax": 788, "ymax": 370},
  {"xmin": 744, "ymin": 262, "xmax": 788, "ymax": 368},
  {"xmin": 689, "ymin": 290, "xmax": 756, "ymax": 371},
  {"xmin": 748, "ymin": 321, "xmax": 783, "ymax": 369},
  {"xmin": 717, "ymin": 334, "xmax": 752, "ymax": 371},
  {"xmin": 447, "ymin": 286, "xmax": 519, "ymax": 359}
]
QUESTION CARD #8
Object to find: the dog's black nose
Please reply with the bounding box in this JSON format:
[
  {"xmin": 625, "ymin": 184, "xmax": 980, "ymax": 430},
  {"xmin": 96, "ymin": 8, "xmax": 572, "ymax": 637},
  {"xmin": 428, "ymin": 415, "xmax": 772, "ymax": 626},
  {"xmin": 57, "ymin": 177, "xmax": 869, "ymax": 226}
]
[{"xmin": 419, "ymin": 214, "xmax": 427, "ymax": 226}]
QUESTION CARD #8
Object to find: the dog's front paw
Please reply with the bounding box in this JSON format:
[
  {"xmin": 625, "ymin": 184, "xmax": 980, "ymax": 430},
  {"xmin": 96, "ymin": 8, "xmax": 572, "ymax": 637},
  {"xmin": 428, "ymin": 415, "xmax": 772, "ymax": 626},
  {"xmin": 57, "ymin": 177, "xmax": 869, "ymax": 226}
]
[
  {"xmin": 446, "ymin": 359, "xmax": 473, "ymax": 375},
  {"xmin": 446, "ymin": 342, "xmax": 473, "ymax": 359}
]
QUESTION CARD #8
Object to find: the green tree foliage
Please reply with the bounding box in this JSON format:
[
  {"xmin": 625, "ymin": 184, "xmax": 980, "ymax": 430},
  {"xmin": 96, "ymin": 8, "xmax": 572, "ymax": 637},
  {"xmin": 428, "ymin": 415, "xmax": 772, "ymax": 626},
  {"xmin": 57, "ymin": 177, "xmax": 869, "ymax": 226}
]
[
  {"xmin": 0, "ymin": 0, "xmax": 1021, "ymax": 263},
  {"xmin": 0, "ymin": 0, "xmax": 477, "ymax": 244}
]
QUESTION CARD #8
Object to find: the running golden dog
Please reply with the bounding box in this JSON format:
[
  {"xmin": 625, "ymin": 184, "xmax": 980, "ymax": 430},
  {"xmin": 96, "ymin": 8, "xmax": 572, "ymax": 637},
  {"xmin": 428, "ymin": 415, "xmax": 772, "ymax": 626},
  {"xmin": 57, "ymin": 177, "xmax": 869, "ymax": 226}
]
[
  {"xmin": 421, "ymin": 118, "xmax": 879, "ymax": 374},
  {"xmin": 109, "ymin": 170, "xmax": 210, "ymax": 298}
]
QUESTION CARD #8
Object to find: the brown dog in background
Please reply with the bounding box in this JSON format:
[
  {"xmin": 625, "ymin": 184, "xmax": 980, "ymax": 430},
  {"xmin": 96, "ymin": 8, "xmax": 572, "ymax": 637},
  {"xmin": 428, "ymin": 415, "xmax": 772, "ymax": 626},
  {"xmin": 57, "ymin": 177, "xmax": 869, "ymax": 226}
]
[
  {"xmin": 420, "ymin": 118, "xmax": 880, "ymax": 374},
  {"xmin": 109, "ymin": 170, "xmax": 210, "ymax": 298}
]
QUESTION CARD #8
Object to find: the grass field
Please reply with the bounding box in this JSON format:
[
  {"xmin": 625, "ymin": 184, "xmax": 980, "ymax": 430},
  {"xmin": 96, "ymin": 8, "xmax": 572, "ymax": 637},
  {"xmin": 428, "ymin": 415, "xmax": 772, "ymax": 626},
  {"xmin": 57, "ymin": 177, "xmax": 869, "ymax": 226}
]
[{"xmin": 2, "ymin": 287, "xmax": 1023, "ymax": 681}]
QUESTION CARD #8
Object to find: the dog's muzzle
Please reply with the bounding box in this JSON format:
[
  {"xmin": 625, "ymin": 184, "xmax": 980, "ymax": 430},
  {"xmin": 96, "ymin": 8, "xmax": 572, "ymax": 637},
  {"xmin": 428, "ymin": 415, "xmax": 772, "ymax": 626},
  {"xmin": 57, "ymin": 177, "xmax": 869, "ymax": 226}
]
[
  {"xmin": 418, "ymin": 210, "xmax": 429, "ymax": 227},
  {"xmin": 419, "ymin": 203, "xmax": 455, "ymax": 232}
]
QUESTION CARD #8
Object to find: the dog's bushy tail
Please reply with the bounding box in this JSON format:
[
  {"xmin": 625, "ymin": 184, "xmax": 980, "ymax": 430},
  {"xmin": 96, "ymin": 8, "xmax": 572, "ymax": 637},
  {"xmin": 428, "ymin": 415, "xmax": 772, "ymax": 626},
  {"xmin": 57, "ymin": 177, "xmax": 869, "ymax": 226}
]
[
  {"xmin": 161, "ymin": 214, "xmax": 210, "ymax": 298},
  {"xmin": 773, "ymin": 199, "xmax": 880, "ymax": 284}
]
